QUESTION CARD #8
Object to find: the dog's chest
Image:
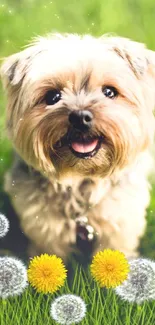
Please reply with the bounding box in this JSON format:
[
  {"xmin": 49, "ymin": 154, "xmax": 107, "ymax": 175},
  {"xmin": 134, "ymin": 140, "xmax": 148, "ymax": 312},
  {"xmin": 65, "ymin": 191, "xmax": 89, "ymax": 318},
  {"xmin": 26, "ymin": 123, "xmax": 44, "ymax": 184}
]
[
  {"xmin": 55, "ymin": 178, "xmax": 100, "ymax": 250},
  {"xmin": 55, "ymin": 178, "xmax": 95, "ymax": 219}
]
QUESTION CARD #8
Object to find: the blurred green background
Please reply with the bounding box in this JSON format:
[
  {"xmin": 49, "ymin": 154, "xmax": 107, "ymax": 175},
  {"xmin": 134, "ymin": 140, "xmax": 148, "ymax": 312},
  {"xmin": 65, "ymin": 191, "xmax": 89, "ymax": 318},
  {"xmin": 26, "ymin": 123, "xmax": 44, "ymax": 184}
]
[{"xmin": 0, "ymin": 0, "xmax": 155, "ymax": 258}]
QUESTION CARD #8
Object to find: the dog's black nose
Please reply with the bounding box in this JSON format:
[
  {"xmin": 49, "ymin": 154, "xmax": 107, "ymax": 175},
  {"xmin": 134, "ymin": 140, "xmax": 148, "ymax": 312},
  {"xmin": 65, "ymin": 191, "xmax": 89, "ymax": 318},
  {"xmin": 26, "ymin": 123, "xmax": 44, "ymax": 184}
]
[{"xmin": 69, "ymin": 110, "xmax": 93, "ymax": 131}]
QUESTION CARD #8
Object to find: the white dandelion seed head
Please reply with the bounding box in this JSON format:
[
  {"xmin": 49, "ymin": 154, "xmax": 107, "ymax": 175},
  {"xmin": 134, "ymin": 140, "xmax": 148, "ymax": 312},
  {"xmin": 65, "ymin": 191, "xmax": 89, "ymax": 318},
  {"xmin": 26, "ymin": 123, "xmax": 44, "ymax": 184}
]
[
  {"xmin": 0, "ymin": 256, "xmax": 28, "ymax": 299},
  {"xmin": 115, "ymin": 258, "xmax": 155, "ymax": 304},
  {"xmin": 0, "ymin": 214, "xmax": 9, "ymax": 238},
  {"xmin": 50, "ymin": 294, "xmax": 87, "ymax": 325}
]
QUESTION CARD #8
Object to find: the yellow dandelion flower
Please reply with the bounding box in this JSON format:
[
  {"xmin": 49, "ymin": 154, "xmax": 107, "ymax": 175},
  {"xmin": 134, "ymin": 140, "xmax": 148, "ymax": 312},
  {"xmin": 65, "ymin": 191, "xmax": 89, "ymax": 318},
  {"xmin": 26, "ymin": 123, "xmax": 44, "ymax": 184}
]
[
  {"xmin": 27, "ymin": 254, "xmax": 67, "ymax": 294},
  {"xmin": 90, "ymin": 249, "xmax": 129, "ymax": 288}
]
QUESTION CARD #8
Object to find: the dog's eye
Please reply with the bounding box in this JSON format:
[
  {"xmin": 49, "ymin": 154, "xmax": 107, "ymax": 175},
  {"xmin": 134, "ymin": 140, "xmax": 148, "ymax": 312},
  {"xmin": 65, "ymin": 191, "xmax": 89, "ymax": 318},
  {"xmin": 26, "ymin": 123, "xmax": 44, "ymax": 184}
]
[
  {"xmin": 102, "ymin": 86, "xmax": 118, "ymax": 99},
  {"xmin": 44, "ymin": 90, "xmax": 61, "ymax": 105}
]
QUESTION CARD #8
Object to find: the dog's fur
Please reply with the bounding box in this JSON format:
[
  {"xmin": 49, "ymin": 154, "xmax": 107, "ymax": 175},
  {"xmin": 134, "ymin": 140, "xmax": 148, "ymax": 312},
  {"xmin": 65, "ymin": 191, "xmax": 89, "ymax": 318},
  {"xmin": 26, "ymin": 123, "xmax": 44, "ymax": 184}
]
[{"xmin": 1, "ymin": 34, "xmax": 155, "ymax": 260}]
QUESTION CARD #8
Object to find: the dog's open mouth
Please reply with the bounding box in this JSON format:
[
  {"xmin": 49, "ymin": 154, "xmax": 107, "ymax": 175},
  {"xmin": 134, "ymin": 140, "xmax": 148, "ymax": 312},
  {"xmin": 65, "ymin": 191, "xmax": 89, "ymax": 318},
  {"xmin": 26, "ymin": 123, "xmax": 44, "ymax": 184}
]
[
  {"xmin": 54, "ymin": 133, "xmax": 102, "ymax": 159},
  {"xmin": 69, "ymin": 136, "xmax": 101, "ymax": 159}
]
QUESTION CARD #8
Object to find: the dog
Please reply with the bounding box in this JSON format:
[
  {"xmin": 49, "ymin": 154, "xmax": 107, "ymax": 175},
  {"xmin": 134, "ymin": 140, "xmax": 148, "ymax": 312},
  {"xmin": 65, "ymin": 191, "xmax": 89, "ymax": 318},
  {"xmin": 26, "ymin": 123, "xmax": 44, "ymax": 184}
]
[{"xmin": 1, "ymin": 33, "xmax": 155, "ymax": 261}]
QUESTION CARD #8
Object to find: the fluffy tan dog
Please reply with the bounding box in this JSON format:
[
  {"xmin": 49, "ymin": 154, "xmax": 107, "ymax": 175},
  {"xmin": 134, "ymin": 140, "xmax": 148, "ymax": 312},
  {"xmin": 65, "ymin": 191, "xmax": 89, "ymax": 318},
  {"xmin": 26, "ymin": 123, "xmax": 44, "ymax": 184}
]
[{"xmin": 1, "ymin": 34, "xmax": 155, "ymax": 260}]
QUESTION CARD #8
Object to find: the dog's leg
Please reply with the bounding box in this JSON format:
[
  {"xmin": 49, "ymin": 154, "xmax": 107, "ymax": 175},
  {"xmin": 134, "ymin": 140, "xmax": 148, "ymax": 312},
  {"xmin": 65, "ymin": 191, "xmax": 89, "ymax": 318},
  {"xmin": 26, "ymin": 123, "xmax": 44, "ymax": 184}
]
[
  {"xmin": 87, "ymin": 175, "xmax": 150, "ymax": 258},
  {"xmin": 4, "ymin": 159, "xmax": 76, "ymax": 260}
]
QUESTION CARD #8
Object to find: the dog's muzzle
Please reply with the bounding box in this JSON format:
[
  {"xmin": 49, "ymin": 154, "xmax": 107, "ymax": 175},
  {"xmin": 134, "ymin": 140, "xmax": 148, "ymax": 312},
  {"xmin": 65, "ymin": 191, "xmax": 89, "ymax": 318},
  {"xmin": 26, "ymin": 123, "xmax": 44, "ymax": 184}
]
[
  {"xmin": 54, "ymin": 115, "xmax": 103, "ymax": 159},
  {"xmin": 67, "ymin": 109, "xmax": 102, "ymax": 159}
]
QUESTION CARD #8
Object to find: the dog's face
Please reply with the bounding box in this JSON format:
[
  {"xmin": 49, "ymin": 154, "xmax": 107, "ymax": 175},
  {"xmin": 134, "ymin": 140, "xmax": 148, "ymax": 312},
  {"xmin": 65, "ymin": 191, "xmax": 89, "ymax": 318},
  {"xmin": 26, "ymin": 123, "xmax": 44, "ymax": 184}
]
[{"xmin": 1, "ymin": 34, "xmax": 155, "ymax": 179}]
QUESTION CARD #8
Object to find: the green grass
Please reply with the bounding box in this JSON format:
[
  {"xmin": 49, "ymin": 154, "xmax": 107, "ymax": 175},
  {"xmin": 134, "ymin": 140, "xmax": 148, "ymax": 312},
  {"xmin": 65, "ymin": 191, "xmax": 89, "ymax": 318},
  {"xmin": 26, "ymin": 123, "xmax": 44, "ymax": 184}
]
[{"xmin": 1, "ymin": 264, "xmax": 155, "ymax": 325}]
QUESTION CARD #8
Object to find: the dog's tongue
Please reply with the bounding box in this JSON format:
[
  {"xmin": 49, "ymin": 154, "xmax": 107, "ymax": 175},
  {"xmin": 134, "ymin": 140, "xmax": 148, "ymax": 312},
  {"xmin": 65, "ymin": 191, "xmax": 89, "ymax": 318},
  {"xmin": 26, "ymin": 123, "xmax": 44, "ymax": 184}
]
[{"xmin": 71, "ymin": 139, "xmax": 98, "ymax": 153}]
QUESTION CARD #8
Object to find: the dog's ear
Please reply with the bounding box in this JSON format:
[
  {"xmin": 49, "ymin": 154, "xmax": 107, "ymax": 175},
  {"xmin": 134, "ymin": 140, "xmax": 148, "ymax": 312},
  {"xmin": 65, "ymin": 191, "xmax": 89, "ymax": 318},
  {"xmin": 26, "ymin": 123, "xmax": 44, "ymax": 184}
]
[
  {"xmin": 145, "ymin": 48, "xmax": 155, "ymax": 76},
  {"xmin": 0, "ymin": 52, "xmax": 25, "ymax": 89},
  {"xmin": 1, "ymin": 44, "xmax": 44, "ymax": 91},
  {"xmin": 104, "ymin": 37, "xmax": 155, "ymax": 78},
  {"xmin": 114, "ymin": 42, "xmax": 147, "ymax": 78}
]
